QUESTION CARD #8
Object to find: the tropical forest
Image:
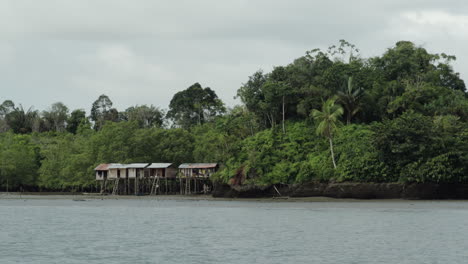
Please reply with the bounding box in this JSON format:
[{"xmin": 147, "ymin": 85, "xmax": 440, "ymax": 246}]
[{"xmin": 1, "ymin": 40, "xmax": 467, "ymax": 192}]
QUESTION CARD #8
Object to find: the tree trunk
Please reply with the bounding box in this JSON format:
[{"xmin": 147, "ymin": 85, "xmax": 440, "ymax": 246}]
[
  {"xmin": 329, "ymin": 137, "xmax": 337, "ymax": 169},
  {"xmin": 267, "ymin": 113, "xmax": 275, "ymax": 128}
]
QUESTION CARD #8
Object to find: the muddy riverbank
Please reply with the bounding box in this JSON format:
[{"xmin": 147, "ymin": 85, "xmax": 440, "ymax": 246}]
[{"xmin": 212, "ymin": 182, "xmax": 468, "ymax": 199}]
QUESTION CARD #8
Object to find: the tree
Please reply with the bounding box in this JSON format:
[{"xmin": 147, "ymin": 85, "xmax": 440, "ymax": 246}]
[
  {"xmin": 123, "ymin": 105, "xmax": 165, "ymax": 128},
  {"xmin": 90, "ymin": 121, "xmax": 138, "ymax": 163},
  {"xmin": 237, "ymin": 67, "xmax": 293, "ymax": 131},
  {"xmin": 67, "ymin": 109, "xmax": 87, "ymax": 134},
  {"xmin": 0, "ymin": 132, "xmax": 39, "ymax": 190},
  {"xmin": 90, "ymin": 95, "xmax": 117, "ymax": 130},
  {"xmin": 370, "ymin": 41, "xmax": 466, "ymax": 91},
  {"xmin": 42, "ymin": 102, "xmax": 69, "ymax": 132},
  {"xmin": 4, "ymin": 105, "xmax": 38, "ymax": 134},
  {"xmin": 311, "ymin": 97, "xmax": 344, "ymax": 168},
  {"xmin": 0, "ymin": 100, "xmax": 15, "ymax": 118},
  {"xmin": 372, "ymin": 111, "xmax": 438, "ymax": 174},
  {"xmin": 237, "ymin": 71, "xmax": 269, "ymax": 128},
  {"xmin": 337, "ymin": 76, "xmax": 364, "ymax": 124},
  {"xmin": 167, "ymin": 83, "xmax": 225, "ymax": 128},
  {"xmin": 0, "ymin": 100, "xmax": 16, "ymax": 132},
  {"xmin": 327, "ymin": 39, "xmax": 360, "ymax": 63}
]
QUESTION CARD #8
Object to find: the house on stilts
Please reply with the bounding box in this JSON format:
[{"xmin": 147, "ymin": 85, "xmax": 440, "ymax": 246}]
[
  {"xmin": 94, "ymin": 162, "xmax": 180, "ymax": 195},
  {"xmin": 146, "ymin": 163, "xmax": 177, "ymax": 195},
  {"xmin": 94, "ymin": 163, "xmax": 110, "ymax": 182},
  {"xmin": 178, "ymin": 163, "xmax": 218, "ymax": 195}
]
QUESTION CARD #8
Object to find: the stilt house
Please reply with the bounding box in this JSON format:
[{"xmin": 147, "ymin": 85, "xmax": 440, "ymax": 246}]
[
  {"xmin": 125, "ymin": 163, "xmax": 149, "ymax": 178},
  {"xmin": 94, "ymin": 163, "xmax": 110, "ymax": 181},
  {"xmin": 108, "ymin": 163, "xmax": 127, "ymax": 179},
  {"xmin": 178, "ymin": 163, "xmax": 218, "ymax": 178},
  {"xmin": 146, "ymin": 163, "xmax": 177, "ymax": 178}
]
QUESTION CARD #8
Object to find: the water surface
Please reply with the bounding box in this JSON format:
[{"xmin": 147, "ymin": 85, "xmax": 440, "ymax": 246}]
[{"xmin": 1, "ymin": 197, "xmax": 467, "ymax": 264}]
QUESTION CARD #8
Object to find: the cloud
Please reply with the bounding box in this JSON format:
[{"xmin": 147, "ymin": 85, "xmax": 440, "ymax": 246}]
[
  {"xmin": 0, "ymin": 43, "xmax": 13, "ymax": 66},
  {"xmin": 399, "ymin": 10, "xmax": 468, "ymax": 37},
  {"xmin": 0, "ymin": 1, "xmax": 467, "ymax": 113},
  {"xmin": 382, "ymin": 9, "xmax": 468, "ymax": 78},
  {"xmin": 70, "ymin": 44, "xmax": 178, "ymax": 110}
]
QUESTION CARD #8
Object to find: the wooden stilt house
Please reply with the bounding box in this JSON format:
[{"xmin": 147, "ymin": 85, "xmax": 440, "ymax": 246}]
[
  {"xmin": 146, "ymin": 163, "xmax": 177, "ymax": 178},
  {"xmin": 178, "ymin": 163, "xmax": 218, "ymax": 195},
  {"xmin": 94, "ymin": 163, "xmax": 109, "ymax": 181},
  {"xmin": 146, "ymin": 163, "xmax": 177, "ymax": 195},
  {"xmin": 178, "ymin": 163, "xmax": 219, "ymax": 178},
  {"xmin": 108, "ymin": 163, "xmax": 126, "ymax": 179},
  {"xmin": 125, "ymin": 163, "xmax": 149, "ymax": 179},
  {"xmin": 125, "ymin": 163, "xmax": 150, "ymax": 195}
]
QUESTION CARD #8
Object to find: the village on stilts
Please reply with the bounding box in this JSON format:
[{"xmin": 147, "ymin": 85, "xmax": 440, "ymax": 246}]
[{"xmin": 94, "ymin": 163, "xmax": 218, "ymax": 195}]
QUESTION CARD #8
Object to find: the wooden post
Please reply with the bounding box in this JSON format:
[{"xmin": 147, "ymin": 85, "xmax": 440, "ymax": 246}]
[
  {"xmin": 124, "ymin": 178, "xmax": 127, "ymax": 195},
  {"xmin": 134, "ymin": 176, "xmax": 138, "ymax": 195},
  {"xmin": 179, "ymin": 176, "xmax": 182, "ymax": 195}
]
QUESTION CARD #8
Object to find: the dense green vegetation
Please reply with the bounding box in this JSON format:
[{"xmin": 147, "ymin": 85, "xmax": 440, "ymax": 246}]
[{"xmin": 1, "ymin": 40, "xmax": 467, "ymax": 191}]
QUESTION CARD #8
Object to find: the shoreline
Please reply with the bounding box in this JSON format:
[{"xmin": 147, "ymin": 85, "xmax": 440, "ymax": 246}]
[
  {"xmin": 0, "ymin": 192, "xmax": 359, "ymax": 202},
  {"xmin": 1, "ymin": 192, "xmax": 467, "ymax": 203}
]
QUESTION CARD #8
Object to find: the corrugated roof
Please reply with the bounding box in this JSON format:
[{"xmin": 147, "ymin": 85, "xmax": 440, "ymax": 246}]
[
  {"xmin": 108, "ymin": 163, "xmax": 126, "ymax": 169},
  {"xmin": 124, "ymin": 163, "xmax": 149, "ymax": 169},
  {"xmin": 94, "ymin": 163, "xmax": 110, "ymax": 171},
  {"xmin": 146, "ymin": 163, "xmax": 173, "ymax": 169},
  {"xmin": 179, "ymin": 163, "xmax": 218, "ymax": 169}
]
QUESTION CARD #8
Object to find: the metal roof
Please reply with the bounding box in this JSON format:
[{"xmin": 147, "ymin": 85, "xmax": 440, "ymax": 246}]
[
  {"xmin": 146, "ymin": 163, "xmax": 173, "ymax": 169},
  {"xmin": 124, "ymin": 163, "xmax": 150, "ymax": 169},
  {"xmin": 108, "ymin": 163, "xmax": 126, "ymax": 169},
  {"xmin": 179, "ymin": 163, "xmax": 218, "ymax": 169},
  {"xmin": 94, "ymin": 163, "xmax": 110, "ymax": 171}
]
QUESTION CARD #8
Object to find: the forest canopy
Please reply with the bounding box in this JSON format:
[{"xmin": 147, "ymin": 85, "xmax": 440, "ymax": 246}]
[{"xmin": 1, "ymin": 40, "xmax": 467, "ymax": 191}]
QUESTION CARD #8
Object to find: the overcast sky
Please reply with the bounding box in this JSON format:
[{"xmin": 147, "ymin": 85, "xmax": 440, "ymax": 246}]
[{"xmin": 0, "ymin": 0, "xmax": 467, "ymax": 113}]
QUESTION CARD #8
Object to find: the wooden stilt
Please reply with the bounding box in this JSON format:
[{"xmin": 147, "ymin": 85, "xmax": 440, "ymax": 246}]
[
  {"xmin": 179, "ymin": 177, "xmax": 182, "ymax": 195},
  {"xmin": 112, "ymin": 178, "xmax": 119, "ymax": 195},
  {"xmin": 134, "ymin": 176, "xmax": 138, "ymax": 195}
]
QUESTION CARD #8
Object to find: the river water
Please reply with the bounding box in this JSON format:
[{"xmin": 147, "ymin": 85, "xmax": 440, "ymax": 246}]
[{"xmin": 1, "ymin": 197, "xmax": 468, "ymax": 264}]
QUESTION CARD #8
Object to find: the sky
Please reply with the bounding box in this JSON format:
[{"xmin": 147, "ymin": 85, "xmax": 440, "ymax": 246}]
[{"xmin": 0, "ymin": 0, "xmax": 467, "ymax": 113}]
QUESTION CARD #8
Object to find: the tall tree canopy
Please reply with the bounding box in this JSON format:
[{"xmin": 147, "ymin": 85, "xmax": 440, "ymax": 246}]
[
  {"xmin": 42, "ymin": 102, "xmax": 69, "ymax": 132},
  {"xmin": 167, "ymin": 83, "xmax": 225, "ymax": 128},
  {"xmin": 122, "ymin": 105, "xmax": 165, "ymax": 128},
  {"xmin": 4, "ymin": 105, "xmax": 38, "ymax": 134},
  {"xmin": 67, "ymin": 109, "xmax": 88, "ymax": 134},
  {"xmin": 90, "ymin": 95, "xmax": 118, "ymax": 130}
]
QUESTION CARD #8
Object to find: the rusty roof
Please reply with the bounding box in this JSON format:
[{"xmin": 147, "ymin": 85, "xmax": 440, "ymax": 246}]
[
  {"xmin": 94, "ymin": 163, "xmax": 110, "ymax": 171},
  {"xmin": 179, "ymin": 163, "xmax": 218, "ymax": 169}
]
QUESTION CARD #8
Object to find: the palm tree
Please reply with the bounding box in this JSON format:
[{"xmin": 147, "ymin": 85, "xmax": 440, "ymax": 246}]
[
  {"xmin": 337, "ymin": 76, "xmax": 364, "ymax": 125},
  {"xmin": 4, "ymin": 105, "xmax": 38, "ymax": 134},
  {"xmin": 311, "ymin": 97, "xmax": 343, "ymax": 169}
]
